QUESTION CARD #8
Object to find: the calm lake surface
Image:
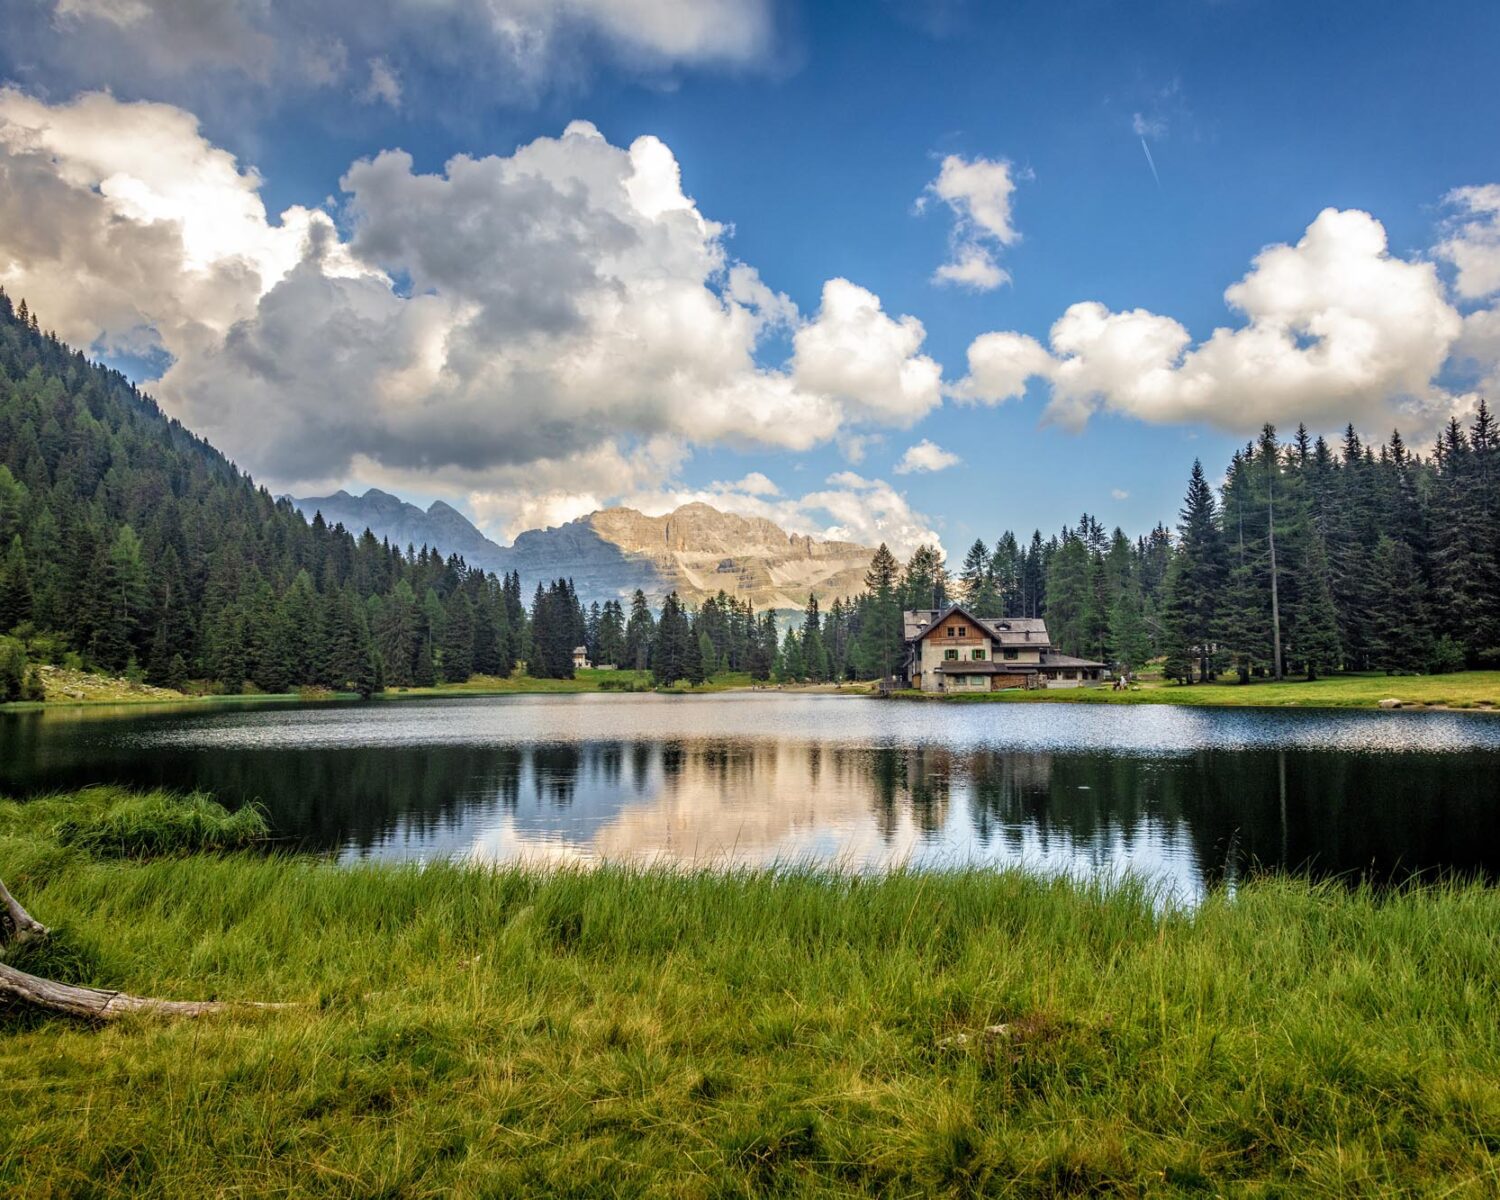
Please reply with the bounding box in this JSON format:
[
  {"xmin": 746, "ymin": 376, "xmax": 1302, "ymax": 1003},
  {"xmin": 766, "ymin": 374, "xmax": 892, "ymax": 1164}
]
[{"xmin": 3, "ymin": 693, "xmax": 1498, "ymax": 897}]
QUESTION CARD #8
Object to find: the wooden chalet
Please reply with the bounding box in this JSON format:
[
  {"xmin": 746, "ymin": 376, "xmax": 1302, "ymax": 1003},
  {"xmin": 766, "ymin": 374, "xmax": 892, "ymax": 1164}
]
[{"xmin": 902, "ymin": 604, "xmax": 1109, "ymax": 693}]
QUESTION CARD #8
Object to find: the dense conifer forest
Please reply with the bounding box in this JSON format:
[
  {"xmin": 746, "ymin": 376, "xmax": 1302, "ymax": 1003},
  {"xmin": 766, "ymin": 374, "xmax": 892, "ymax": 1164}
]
[{"xmin": 1, "ymin": 291, "xmax": 1497, "ymax": 697}]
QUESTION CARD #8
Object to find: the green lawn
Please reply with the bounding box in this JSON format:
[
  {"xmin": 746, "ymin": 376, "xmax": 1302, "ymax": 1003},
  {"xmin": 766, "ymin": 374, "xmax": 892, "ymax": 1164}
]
[
  {"xmin": 380, "ymin": 668, "xmax": 756, "ymax": 697},
  {"xmin": 2, "ymin": 789, "xmax": 1498, "ymax": 1196},
  {"xmin": 4, "ymin": 668, "xmax": 762, "ymax": 711},
  {"xmin": 900, "ymin": 670, "xmax": 1500, "ymax": 710}
]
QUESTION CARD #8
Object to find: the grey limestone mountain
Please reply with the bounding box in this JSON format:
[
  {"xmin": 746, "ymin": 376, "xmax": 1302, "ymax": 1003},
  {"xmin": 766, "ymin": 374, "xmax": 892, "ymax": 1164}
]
[{"xmin": 292, "ymin": 491, "xmax": 875, "ymax": 611}]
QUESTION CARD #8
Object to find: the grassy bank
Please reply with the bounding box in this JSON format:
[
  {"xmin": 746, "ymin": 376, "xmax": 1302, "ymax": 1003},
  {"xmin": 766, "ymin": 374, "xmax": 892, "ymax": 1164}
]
[
  {"xmin": 898, "ymin": 669, "xmax": 1500, "ymax": 711},
  {"xmin": 2, "ymin": 791, "xmax": 1498, "ymax": 1195},
  {"xmin": 379, "ymin": 667, "xmax": 756, "ymax": 698},
  {"xmin": 2, "ymin": 667, "xmax": 764, "ymax": 711}
]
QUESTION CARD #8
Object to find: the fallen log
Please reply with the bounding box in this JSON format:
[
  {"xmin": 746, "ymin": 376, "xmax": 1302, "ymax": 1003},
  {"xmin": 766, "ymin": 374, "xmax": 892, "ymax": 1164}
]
[
  {"xmin": 0, "ymin": 874, "xmax": 287, "ymax": 1022},
  {"xmin": 0, "ymin": 959, "xmax": 289, "ymax": 1021}
]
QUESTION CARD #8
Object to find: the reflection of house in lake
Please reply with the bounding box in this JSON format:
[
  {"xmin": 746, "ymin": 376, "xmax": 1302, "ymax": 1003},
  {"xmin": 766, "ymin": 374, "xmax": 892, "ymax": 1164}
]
[{"xmin": 903, "ymin": 604, "xmax": 1108, "ymax": 692}]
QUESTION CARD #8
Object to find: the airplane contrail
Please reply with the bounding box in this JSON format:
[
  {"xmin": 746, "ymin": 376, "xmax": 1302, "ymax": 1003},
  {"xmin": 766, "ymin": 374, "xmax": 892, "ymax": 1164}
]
[{"xmin": 1139, "ymin": 137, "xmax": 1161, "ymax": 188}]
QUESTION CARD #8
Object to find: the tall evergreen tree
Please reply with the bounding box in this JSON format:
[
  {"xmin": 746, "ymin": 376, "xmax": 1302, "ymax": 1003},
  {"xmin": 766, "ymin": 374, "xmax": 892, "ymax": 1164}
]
[
  {"xmin": 1368, "ymin": 536, "xmax": 1430, "ymax": 673},
  {"xmin": 855, "ymin": 543, "xmax": 903, "ymax": 680},
  {"xmin": 624, "ymin": 589, "xmax": 655, "ymax": 671},
  {"xmin": 0, "ymin": 535, "xmax": 33, "ymax": 631},
  {"xmin": 1161, "ymin": 460, "xmax": 1227, "ymax": 681},
  {"xmin": 441, "ymin": 589, "xmax": 474, "ymax": 682}
]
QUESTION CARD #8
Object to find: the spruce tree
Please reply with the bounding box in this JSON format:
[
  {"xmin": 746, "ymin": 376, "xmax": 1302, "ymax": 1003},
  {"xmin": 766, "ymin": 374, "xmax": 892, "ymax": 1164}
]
[
  {"xmin": 856, "ymin": 542, "xmax": 903, "ymax": 679},
  {"xmin": 441, "ymin": 589, "xmax": 474, "ymax": 682},
  {"xmin": 900, "ymin": 545, "xmax": 948, "ymax": 611},
  {"xmin": 624, "ymin": 589, "xmax": 655, "ymax": 671},
  {"xmin": 778, "ymin": 628, "xmax": 804, "ymax": 682},
  {"xmin": 958, "ymin": 538, "xmax": 1000, "ymax": 612},
  {"xmin": 0, "ymin": 535, "xmax": 33, "ymax": 631},
  {"xmin": 800, "ymin": 594, "xmax": 828, "ymax": 682},
  {"xmin": 1368, "ymin": 536, "xmax": 1430, "ymax": 674},
  {"xmin": 1162, "ymin": 460, "xmax": 1227, "ymax": 681},
  {"xmin": 1295, "ymin": 532, "xmax": 1342, "ymax": 680},
  {"xmin": 1044, "ymin": 534, "xmax": 1092, "ymax": 656},
  {"xmin": 1107, "ymin": 585, "xmax": 1151, "ymax": 675},
  {"xmin": 413, "ymin": 634, "xmax": 437, "ymax": 687}
]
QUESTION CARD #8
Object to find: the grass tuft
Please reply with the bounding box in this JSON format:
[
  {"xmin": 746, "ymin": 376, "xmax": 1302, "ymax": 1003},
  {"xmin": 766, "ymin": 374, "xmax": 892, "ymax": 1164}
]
[{"xmin": 37, "ymin": 786, "xmax": 269, "ymax": 857}]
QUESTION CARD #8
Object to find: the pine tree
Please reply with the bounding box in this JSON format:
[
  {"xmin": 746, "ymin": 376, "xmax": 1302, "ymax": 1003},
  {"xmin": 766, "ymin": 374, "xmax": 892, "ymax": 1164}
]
[
  {"xmin": 624, "ymin": 589, "xmax": 655, "ymax": 671},
  {"xmin": 1044, "ymin": 534, "xmax": 1092, "ymax": 656},
  {"xmin": 377, "ymin": 580, "xmax": 419, "ymax": 686},
  {"xmin": 800, "ymin": 594, "xmax": 828, "ymax": 682},
  {"xmin": 778, "ymin": 628, "xmax": 804, "ymax": 682},
  {"xmin": 1158, "ymin": 556, "xmax": 1198, "ymax": 684},
  {"xmin": 1295, "ymin": 531, "xmax": 1342, "ymax": 680},
  {"xmin": 413, "ymin": 634, "xmax": 437, "ymax": 687},
  {"xmin": 1162, "ymin": 460, "xmax": 1227, "ymax": 681},
  {"xmin": 958, "ymin": 538, "xmax": 999, "ymax": 612},
  {"xmin": 471, "ymin": 590, "xmax": 504, "ymax": 676},
  {"xmin": 651, "ymin": 593, "xmax": 692, "ymax": 685},
  {"xmin": 1368, "ymin": 536, "xmax": 1430, "ymax": 674},
  {"xmin": 855, "ymin": 543, "xmax": 902, "ymax": 679},
  {"xmin": 0, "ymin": 535, "xmax": 33, "ymax": 631},
  {"xmin": 1107, "ymin": 584, "xmax": 1151, "ymax": 675},
  {"xmin": 441, "ymin": 589, "xmax": 474, "ymax": 682},
  {"xmin": 900, "ymin": 545, "xmax": 948, "ymax": 611},
  {"xmin": 750, "ymin": 611, "xmax": 777, "ymax": 681}
]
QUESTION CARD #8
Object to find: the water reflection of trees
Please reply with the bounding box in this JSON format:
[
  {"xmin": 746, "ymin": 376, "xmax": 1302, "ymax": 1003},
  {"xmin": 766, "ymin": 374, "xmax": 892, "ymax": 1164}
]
[
  {"xmin": 6, "ymin": 713, "xmax": 1496, "ymax": 884},
  {"xmin": 860, "ymin": 746, "xmax": 1500, "ymax": 885}
]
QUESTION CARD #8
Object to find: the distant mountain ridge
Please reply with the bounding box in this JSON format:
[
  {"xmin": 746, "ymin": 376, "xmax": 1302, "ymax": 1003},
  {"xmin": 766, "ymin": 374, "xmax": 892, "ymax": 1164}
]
[
  {"xmin": 291, "ymin": 490, "xmax": 875, "ymax": 611},
  {"xmin": 292, "ymin": 489, "xmax": 510, "ymax": 575}
]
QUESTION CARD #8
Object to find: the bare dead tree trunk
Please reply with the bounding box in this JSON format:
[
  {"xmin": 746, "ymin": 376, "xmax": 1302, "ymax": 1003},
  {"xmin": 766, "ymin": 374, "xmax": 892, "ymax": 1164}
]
[
  {"xmin": 0, "ymin": 875, "xmax": 48, "ymax": 946},
  {"xmin": 0, "ymin": 874, "xmax": 286, "ymax": 1023}
]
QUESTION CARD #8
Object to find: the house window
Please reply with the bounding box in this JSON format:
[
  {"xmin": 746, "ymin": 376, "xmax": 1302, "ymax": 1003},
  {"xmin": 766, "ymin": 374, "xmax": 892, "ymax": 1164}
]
[
  {"xmin": 956, "ymin": 626, "xmax": 967, "ymax": 637},
  {"xmin": 947, "ymin": 627, "xmax": 956, "ymax": 637},
  {"xmin": 971, "ymin": 648, "xmax": 986, "ymax": 660},
  {"xmin": 1003, "ymin": 649, "xmax": 1017, "ymax": 660},
  {"xmin": 944, "ymin": 648, "xmax": 959, "ymax": 660}
]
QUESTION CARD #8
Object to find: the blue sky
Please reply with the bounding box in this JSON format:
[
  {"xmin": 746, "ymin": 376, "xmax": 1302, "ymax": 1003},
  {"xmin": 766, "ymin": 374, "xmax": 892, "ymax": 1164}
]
[{"xmin": 3, "ymin": 0, "xmax": 1499, "ymax": 557}]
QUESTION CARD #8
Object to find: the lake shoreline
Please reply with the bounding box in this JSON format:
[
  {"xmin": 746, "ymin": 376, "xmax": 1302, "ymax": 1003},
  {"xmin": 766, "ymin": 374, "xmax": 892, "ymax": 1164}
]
[
  {"xmin": 9, "ymin": 671, "xmax": 1500, "ymax": 714},
  {"xmin": 2, "ymin": 786, "xmax": 1497, "ymax": 1195}
]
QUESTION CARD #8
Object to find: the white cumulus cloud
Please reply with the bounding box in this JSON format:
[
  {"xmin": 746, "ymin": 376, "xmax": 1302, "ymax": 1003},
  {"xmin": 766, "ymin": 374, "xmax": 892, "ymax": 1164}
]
[
  {"xmin": 951, "ymin": 207, "xmax": 1469, "ymax": 436},
  {"xmin": 894, "ymin": 439, "xmax": 960, "ymax": 474},
  {"xmin": 791, "ymin": 278, "xmax": 943, "ymax": 426},
  {"xmin": 1436, "ymin": 185, "xmax": 1500, "ymax": 301},
  {"xmin": 919, "ymin": 153, "xmax": 1023, "ymax": 292},
  {"xmin": 0, "ymin": 90, "xmax": 948, "ymax": 513}
]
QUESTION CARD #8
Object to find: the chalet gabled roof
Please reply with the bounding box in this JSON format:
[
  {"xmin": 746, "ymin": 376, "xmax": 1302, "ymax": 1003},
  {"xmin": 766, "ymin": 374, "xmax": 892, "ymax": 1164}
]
[
  {"xmin": 906, "ymin": 602, "xmax": 990, "ymax": 642},
  {"xmin": 904, "ymin": 605, "xmax": 1051, "ymax": 646}
]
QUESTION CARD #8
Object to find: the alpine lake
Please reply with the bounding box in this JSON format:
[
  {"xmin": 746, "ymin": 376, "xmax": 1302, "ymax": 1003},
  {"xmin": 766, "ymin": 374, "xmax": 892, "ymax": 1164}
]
[{"xmin": 3, "ymin": 691, "xmax": 1498, "ymax": 902}]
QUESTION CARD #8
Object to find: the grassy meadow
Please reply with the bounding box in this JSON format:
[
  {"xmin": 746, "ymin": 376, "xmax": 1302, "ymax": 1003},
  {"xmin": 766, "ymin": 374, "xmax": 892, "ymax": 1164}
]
[
  {"xmin": 899, "ymin": 669, "xmax": 1500, "ymax": 711},
  {"xmin": 1, "ymin": 789, "xmax": 1498, "ymax": 1196},
  {"xmin": 2, "ymin": 666, "xmax": 768, "ymax": 711}
]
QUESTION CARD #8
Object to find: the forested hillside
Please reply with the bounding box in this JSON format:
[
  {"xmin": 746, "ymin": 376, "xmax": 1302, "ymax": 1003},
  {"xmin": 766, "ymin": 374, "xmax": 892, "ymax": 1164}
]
[
  {"xmin": 0, "ymin": 291, "xmax": 541, "ymax": 696},
  {"xmin": 0, "ymin": 292, "xmax": 794, "ymax": 695},
  {"xmin": 907, "ymin": 416, "xmax": 1500, "ymax": 683},
  {"xmin": 2, "ymin": 288, "xmax": 1496, "ymax": 698}
]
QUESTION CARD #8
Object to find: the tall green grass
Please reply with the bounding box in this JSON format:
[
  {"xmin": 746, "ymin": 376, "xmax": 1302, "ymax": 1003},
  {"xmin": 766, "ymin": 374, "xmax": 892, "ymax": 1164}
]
[
  {"xmin": 1, "ymin": 791, "xmax": 1497, "ymax": 1195},
  {"xmin": 0, "ymin": 785, "xmax": 267, "ymax": 857}
]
